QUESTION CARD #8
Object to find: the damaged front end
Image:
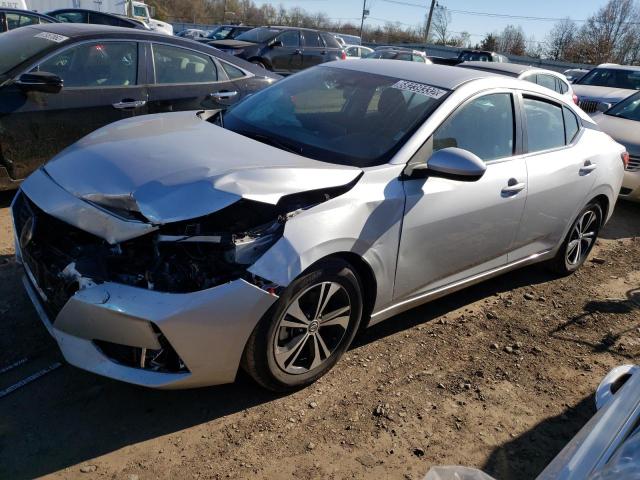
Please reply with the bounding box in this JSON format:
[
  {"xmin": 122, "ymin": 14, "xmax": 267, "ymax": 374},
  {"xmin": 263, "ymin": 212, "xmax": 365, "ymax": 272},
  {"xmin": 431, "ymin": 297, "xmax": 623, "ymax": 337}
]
[{"xmin": 15, "ymin": 178, "xmax": 357, "ymax": 309}]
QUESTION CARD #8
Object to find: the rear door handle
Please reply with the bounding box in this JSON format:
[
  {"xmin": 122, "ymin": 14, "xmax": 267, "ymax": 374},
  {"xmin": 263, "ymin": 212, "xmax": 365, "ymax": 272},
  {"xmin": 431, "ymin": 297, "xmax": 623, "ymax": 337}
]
[
  {"xmin": 113, "ymin": 100, "xmax": 146, "ymax": 110},
  {"xmin": 209, "ymin": 91, "xmax": 238, "ymax": 100},
  {"xmin": 580, "ymin": 160, "xmax": 597, "ymax": 174},
  {"xmin": 502, "ymin": 179, "xmax": 526, "ymax": 195}
]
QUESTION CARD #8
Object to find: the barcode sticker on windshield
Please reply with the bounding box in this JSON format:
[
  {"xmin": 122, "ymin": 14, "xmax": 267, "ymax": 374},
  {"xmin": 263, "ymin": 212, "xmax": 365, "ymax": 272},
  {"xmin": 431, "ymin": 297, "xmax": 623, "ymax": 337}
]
[
  {"xmin": 391, "ymin": 80, "xmax": 447, "ymax": 99},
  {"xmin": 34, "ymin": 32, "xmax": 69, "ymax": 43}
]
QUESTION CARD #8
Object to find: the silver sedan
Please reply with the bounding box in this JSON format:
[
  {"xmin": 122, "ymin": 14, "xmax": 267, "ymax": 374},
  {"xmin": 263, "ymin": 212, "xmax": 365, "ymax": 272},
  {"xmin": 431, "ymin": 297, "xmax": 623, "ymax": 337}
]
[
  {"xmin": 12, "ymin": 61, "xmax": 626, "ymax": 390},
  {"xmin": 592, "ymin": 91, "xmax": 640, "ymax": 202}
]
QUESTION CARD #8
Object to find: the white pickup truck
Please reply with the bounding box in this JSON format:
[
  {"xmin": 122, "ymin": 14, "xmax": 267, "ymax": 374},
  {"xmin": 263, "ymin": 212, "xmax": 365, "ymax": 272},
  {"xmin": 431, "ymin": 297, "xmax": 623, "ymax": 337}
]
[{"xmin": 16, "ymin": 0, "xmax": 173, "ymax": 34}]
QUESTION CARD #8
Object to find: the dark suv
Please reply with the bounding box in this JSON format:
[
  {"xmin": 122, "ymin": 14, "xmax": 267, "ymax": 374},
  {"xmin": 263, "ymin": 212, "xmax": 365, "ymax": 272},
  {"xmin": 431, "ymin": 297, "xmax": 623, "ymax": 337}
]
[{"xmin": 209, "ymin": 26, "xmax": 346, "ymax": 75}]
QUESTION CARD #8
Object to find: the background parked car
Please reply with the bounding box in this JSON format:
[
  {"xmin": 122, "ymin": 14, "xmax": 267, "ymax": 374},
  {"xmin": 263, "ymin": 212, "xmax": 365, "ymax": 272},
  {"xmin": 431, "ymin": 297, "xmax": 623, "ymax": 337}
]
[
  {"xmin": 209, "ymin": 26, "xmax": 346, "ymax": 74},
  {"xmin": 431, "ymin": 49, "xmax": 509, "ymax": 66},
  {"xmin": 195, "ymin": 24, "xmax": 254, "ymax": 43},
  {"xmin": 47, "ymin": 8, "xmax": 150, "ymax": 29},
  {"xmin": 176, "ymin": 28, "xmax": 207, "ymax": 39},
  {"xmin": 459, "ymin": 61, "xmax": 576, "ymax": 103},
  {"xmin": 345, "ymin": 44, "xmax": 373, "ymax": 58},
  {"xmin": 564, "ymin": 68, "xmax": 590, "ymax": 83},
  {"xmin": 0, "ymin": 7, "xmax": 56, "ymax": 32},
  {"xmin": 332, "ymin": 32, "xmax": 361, "ymax": 45},
  {"xmin": 0, "ymin": 23, "xmax": 280, "ymax": 190},
  {"xmin": 572, "ymin": 63, "xmax": 640, "ymax": 114},
  {"xmin": 363, "ymin": 48, "xmax": 431, "ymax": 63},
  {"xmin": 592, "ymin": 91, "xmax": 640, "ymax": 202}
]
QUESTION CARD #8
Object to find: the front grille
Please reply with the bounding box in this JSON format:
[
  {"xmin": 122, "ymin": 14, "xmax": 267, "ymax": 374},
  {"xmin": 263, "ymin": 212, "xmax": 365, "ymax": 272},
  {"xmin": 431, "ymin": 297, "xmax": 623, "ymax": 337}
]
[
  {"xmin": 578, "ymin": 99, "xmax": 599, "ymax": 113},
  {"xmin": 627, "ymin": 155, "xmax": 640, "ymax": 172}
]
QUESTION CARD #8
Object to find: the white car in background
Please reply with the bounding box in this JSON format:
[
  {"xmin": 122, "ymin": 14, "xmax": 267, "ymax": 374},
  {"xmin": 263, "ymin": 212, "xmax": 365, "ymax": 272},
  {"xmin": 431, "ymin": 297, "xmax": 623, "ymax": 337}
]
[
  {"xmin": 572, "ymin": 64, "xmax": 640, "ymax": 114},
  {"xmin": 459, "ymin": 61, "xmax": 577, "ymax": 104},
  {"xmin": 345, "ymin": 45, "xmax": 374, "ymax": 58}
]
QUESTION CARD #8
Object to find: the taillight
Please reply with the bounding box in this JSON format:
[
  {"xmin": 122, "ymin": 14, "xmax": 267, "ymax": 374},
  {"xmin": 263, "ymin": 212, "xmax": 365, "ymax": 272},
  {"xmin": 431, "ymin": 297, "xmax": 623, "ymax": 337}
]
[
  {"xmin": 340, "ymin": 50, "xmax": 347, "ymax": 60},
  {"xmin": 572, "ymin": 94, "xmax": 579, "ymax": 105},
  {"xmin": 622, "ymin": 151, "xmax": 630, "ymax": 169}
]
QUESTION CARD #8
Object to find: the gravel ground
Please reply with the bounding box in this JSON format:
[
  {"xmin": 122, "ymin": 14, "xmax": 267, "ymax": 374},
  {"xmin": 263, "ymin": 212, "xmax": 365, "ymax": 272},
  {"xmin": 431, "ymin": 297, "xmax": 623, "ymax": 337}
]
[{"xmin": 0, "ymin": 191, "xmax": 638, "ymax": 480}]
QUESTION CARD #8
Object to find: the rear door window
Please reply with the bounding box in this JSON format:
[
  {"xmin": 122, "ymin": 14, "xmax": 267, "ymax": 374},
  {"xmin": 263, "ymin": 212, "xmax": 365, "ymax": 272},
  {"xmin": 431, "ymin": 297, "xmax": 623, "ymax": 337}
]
[
  {"xmin": 152, "ymin": 44, "xmax": 217, "ymax": 84},
  {"xmin": 523, "ymin": 97, "xmax": 565, "ymax": 152},
  {"xmin": 302, "ymin": 32, "xmax": 323, "ymax": 47},
  {"xmin": 433, "ymin": 93, "xmax": 515, "ymax": 161},
  {"xmin": 277, "ymin": 30, "xmax": 300, "ymax": 48}
]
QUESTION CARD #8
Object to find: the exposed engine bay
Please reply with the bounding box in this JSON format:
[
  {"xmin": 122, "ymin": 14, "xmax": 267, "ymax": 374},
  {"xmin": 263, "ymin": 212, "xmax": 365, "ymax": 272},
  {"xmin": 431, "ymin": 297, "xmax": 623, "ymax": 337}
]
[{"xmin": 15, "ymin": 180, "xmax": 357, "ymax": 317}]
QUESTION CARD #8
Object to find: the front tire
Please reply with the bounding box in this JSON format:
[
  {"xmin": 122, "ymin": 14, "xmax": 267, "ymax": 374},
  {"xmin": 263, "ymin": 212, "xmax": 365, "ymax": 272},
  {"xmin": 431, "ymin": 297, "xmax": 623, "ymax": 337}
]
[
  {"xmin": 549, "ymin": 202, "xmax": 603, "ymax": 275},
  {"xmin": 242, "ymin": 259, "xmax": 363, "ymax": 392}
]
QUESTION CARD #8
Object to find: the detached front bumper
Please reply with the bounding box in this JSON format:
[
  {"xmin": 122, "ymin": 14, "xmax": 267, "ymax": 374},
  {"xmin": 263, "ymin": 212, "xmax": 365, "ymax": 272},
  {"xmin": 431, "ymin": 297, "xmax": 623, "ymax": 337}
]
[
  {"xmin": 21, "ymin": 273, "xmax": 276, "ymax": 388},
  {"xmin": 12, "ymin": 172, "xmax": 278, "ymax": 389}
]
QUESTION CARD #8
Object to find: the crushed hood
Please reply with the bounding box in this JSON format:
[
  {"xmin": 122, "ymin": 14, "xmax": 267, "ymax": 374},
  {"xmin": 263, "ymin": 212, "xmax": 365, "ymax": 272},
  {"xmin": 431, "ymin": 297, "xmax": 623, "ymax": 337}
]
[
  {"xmin": 44, "ymin": 111, "xmax": 362, "ymax": 224},
  {"xmin": 572, "ymin": 85, "xmax": 637, "ymax": 104}
]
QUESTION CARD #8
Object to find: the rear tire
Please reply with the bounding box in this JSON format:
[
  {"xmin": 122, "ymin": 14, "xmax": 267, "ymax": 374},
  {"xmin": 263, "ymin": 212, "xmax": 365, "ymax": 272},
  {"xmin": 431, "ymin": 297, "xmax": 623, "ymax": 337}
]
[
  {"xmin": 548, "ymin": 202, "xmax": 602, "ymax": 275},
  {"xmin": 242, "ymin": 259, "xmax": 363, "ymax": 392}
]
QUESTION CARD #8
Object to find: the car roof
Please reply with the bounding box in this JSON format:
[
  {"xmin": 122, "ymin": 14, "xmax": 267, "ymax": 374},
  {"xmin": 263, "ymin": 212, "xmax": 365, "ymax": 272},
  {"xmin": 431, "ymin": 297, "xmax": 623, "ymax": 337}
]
[
  {"xmin": 21, "ymin": 21, "xmax": 169, "ymax": 38},
  {"xmin": 325, "ymin": 60, "xmax": 496, "ymax": 90},
  {"xmin": 595, "ymin": 64, "xmax": 640, "ymax": 71}
]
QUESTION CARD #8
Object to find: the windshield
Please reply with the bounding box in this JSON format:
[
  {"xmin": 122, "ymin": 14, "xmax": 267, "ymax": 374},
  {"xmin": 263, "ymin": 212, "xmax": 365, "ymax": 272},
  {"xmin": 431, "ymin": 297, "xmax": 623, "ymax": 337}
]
[
  {"xmin": 606, "ymin": 92, "xmax": 640, "ymax": 121},
  {"xmin": 235, "ymin": 27, "xmax": 280, "ymax": 43},
  {"xmin": 207, "ymin": 26, "xmax": 233, "ymax": 40},
  {"xmin": 223, "ymin": 66, "xmax": 448, "ymax": 167},
  {"xmin": 577, "ymin": 68, "xmax": 640, "ymax": 90},
  {"xmin": 0, "ymin": 27, "xmax": 65, "ymax": 76}
]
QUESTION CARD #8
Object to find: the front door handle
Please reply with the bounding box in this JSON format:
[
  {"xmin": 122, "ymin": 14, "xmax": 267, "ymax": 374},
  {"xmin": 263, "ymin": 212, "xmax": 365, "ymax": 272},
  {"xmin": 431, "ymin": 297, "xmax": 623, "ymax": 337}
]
[
  {"xmin": 209, "ymin": 91, "xmax": 238, "ymax": 100},
  {"xmin": 112, "ymin": 99, "xmax": 146, "ymax": 110},
  {"xmin": 580, "ymin": 160, "xmax": 597, "ymax": 174},
  {"xmin": 293, "ymin": 49, "xmax": 302, "ymax": 55},
  {"xmin": 502, "ymin": 178, "xmax": 526, "ymax": 195}
]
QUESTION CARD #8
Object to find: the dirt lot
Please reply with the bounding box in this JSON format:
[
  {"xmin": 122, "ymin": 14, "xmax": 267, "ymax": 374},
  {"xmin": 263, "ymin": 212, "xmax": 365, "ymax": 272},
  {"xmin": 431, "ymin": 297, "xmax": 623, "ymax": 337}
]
[{"xmin": 0, "ymin": 191, "xmax": 639, "ymax": 480}]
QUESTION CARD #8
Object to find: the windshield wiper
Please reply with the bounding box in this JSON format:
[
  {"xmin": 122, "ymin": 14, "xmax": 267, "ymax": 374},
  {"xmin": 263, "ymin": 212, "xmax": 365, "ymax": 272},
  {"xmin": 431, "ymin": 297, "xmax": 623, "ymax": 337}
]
[{"xmin": 234, "ymin": 130, "xmax": 302, "ymax": 155}]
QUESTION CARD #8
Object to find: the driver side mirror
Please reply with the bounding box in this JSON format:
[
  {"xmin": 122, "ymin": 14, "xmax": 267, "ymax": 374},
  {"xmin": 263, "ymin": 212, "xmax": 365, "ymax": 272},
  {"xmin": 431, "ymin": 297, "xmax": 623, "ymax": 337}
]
[
  {"xmin": 270, "ymin": 40, "xmax": 284, "ymax": 48},
  {"xmin": 15, "ymin": 72, "xmax": 63, "ymax": 94},
  {"xmin": 408, "ymin": 147, "xmax": 487, "ymax": 181}
]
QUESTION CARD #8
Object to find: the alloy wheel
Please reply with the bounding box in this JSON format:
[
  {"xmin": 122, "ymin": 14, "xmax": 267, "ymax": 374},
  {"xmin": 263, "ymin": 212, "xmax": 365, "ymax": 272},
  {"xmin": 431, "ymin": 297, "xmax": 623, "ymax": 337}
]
[
  {"xmin": 273, "ymin": 281, "xmax": 351, "ymax": 374},
  {"xmin": 566, "ymin": 208, "xmax": 598, "ymax": 266}
]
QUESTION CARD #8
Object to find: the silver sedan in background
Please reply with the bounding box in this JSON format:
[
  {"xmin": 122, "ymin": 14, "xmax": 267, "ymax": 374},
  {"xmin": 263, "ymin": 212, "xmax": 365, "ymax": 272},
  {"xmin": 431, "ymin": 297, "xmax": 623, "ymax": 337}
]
[
  {"xmin": 592, "ymin": 91, "xmax": 640, "ymax": 202},
  {"xmin": 12, "ymin": 61, "xmax": 626, "ymax": 391}
]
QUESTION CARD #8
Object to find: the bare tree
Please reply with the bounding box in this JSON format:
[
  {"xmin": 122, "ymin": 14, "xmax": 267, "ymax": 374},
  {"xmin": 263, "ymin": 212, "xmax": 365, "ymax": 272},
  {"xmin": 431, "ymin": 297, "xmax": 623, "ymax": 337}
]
[
  {"xmin": 431, "ymin": 6, "xmax": 451, "ymax": 45},
  {"xmin": 545, "ymin": 18, "xmax": 578, "ymax": 60},
  {"xmin": 576, "ymin": 0, "xmax": 640, "ymax": 64},
  {"xmin": 497, "ymin": 25, "xmax": 526, "ymax": 56}
]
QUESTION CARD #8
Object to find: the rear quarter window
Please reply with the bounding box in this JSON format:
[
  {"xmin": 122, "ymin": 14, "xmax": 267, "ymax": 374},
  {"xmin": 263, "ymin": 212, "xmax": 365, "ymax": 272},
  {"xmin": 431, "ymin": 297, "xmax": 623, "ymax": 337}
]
[
  {"xmin": 320, "ymin": 32, "xmax": 341, "ymax": 48},
  {"xmin": 563, "ymin": 106, "xmax": 580, "ymax": 143}
]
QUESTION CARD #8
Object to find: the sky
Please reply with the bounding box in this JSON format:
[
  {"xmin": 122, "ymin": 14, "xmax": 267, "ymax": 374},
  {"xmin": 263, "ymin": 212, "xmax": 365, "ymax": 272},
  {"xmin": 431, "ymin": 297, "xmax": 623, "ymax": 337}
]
[{"xmin": 258, "ymin": 0, "xmax": 608, "ymax": 44}]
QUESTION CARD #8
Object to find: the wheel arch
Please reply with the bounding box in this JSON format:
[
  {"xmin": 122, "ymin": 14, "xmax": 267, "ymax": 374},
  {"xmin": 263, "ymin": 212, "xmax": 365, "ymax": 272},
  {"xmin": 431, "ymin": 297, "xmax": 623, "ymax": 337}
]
[
  {"xmin": 589, "ymin": 193, "xmax": 610, "ymax": 225},
  {"xmin": 305, "ymin": 252, "xmax": 378, "ymax": 327}
]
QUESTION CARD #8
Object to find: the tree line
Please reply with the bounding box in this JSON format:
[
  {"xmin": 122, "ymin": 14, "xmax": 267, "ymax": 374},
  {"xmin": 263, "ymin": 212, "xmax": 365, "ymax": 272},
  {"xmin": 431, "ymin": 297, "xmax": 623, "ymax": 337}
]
[{"xmin": 148, "ymin": 0, "xmax": 640, "ymax": 65}]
